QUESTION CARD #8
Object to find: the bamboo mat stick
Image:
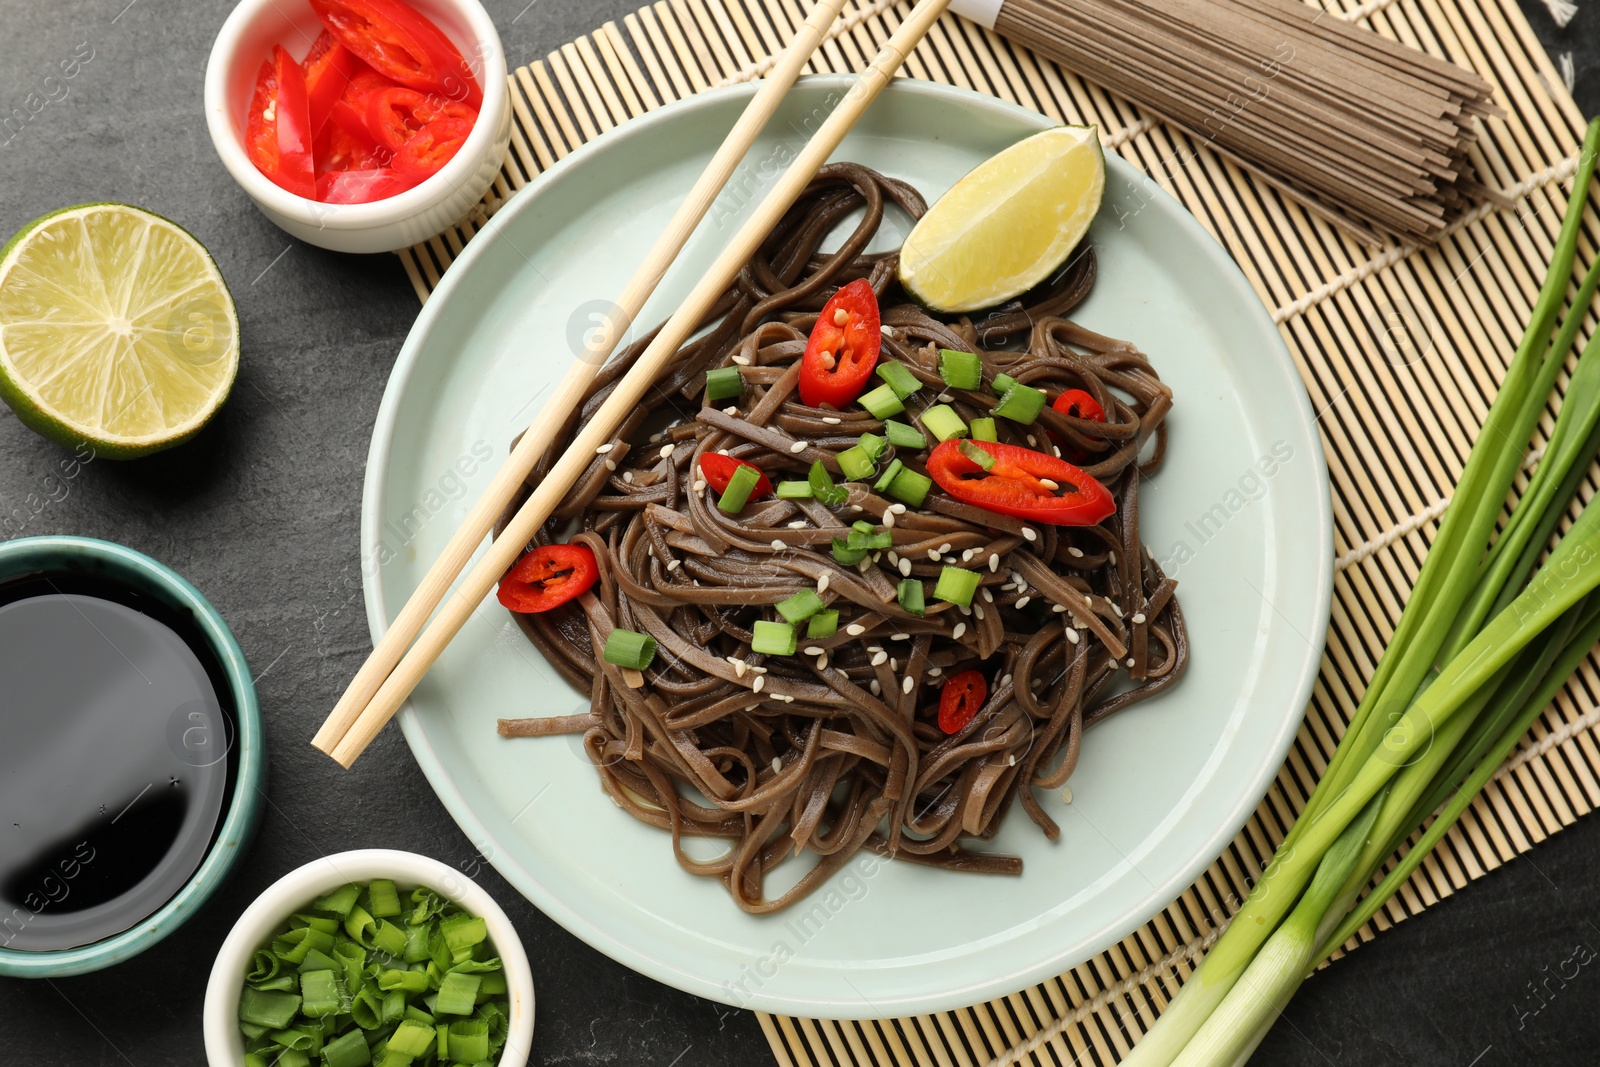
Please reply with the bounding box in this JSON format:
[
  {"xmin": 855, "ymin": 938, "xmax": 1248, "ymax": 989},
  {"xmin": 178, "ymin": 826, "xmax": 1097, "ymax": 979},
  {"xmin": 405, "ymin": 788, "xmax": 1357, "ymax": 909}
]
[
  {"xmin": 325, "ymin": 0, "xmax": 956, "ymax": 767},
  {"xmin": 310, "ymin": 0, "xmax": 856, "ymax": 759}
]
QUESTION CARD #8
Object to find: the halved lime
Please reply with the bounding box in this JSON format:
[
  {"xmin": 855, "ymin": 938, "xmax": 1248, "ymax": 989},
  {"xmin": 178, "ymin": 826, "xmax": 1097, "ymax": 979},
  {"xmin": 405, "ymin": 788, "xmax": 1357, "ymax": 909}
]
[
  {"xmin": 899, "ymin": 125, "xmax": 1106, "ymax": 315},
  {"xmin": 0, "ymin": 203, "xmax": 239, "ymax": 459}
]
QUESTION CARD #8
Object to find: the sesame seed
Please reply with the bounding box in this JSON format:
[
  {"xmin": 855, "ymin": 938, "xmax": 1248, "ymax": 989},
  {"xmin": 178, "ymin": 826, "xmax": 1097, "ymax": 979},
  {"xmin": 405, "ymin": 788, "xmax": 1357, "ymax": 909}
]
[
  {"xmin": 990, "ymin": 555, "xmax": 1000, "ymax": 572},
  {"xmin": 889, "ymin": 658, "xmax": 899, "ymax": 671},
  {"xmin": 974, "ymin": 604, "xmax": 985, "ymax": 620},
  {"xmin": 887, "ymin": 551, "xmax": 900, "ymax": 567},
  {"xmin": 880, "ymin": 325, "xmax": 894, "ymax": 338},
  {"xmin": 870, "ymin": 680, "xmax": 881, "ymax": 696},
  {"xmin": 733, "ymin": 354, "xmax": 752, "ymax": 366},
  {"xmin": 834, "ymin": 308, "xmax": 850, "ymax": 326},
  {"xmin": 871, "ymin": 651, "xmax": 888, "ymax": 666},
  {"xmin": 1052, "ymin": 604, "xmax": 1068, "ymax": 613},
  {"xmin": 803, "ymin": 646, "xmax": 824, "ymax": 656},
  {"xmin": 1040, "ymin": 478, "xmax": 1059, "ymax": 491},
  {"xmin": 1016, "ymin": 596, "xmax": 1031, "ymax": 608},
  {"xmin": 857, "ymin": 559, "xmax": 872, "ymax": 572},
  {"xmin": 596, "ymin": 443, "xmax": 615, "ymax": 454},
  {"xmin": 1000, "ymin": 673, "xmax": 1012, "ymax": 687},
  {"xmin": 952, "ymin": 622, "xmax": 967, "ymax": 639},
  {"xmin": 846, "ymin": 623, "xmax": 866, "ymax": 636},
  {"xmin": 604, "ymin": 459, "xmax": 617, "ymax": 471},
  {"xmin": 929, "ymin": 666, "xmax": 942, "ymax": 677},
  {"xmin": 1126, "ymin": 657, "xmax": 1136, "ymax": 668},
  {"xmin": 1008, "ymin": 754, "xmax": 1016, "ymax": 766},
  {"xmin": 1065, "ymin": 627, "xmax": 1080, "ymax": 644},
  {"xmin": 958, "ymin": 604, "xmax": 971, "ymax": 616},
  {"xmin": 981, "ymin": 588, "xmax": 994, "ymax": 603},
  {"xmin": 659, "ymin": 444, "xmax": 675, "ymax": 459},
  {"xmin": 888, "ymin": 503, "xmax": 907, "ymax": 515},
  {"xmin": 884, "ymin": 511, "xmax": 896, "ymax": 529},
  {"xmin": 868, "ymin": 645, "xmax": 883, "ymax": 653},
  {"xmin": 753, "ymin": 675, "xmax": 766, "ymax": 692},
  {"xmin": 1112, "ymin": 603, "xmax": 1124, "ymax": 618},
  {"xmin": 788, "ymin": 520, "xmax": 808, "ymax": 530},
  {"xmin": 962, "ymin": 549, "xmax": 976, "ymax": 562},
  {"xmin": 817, "ymin": 574, "xmax": 830, "ymax": 593},
  {"xmin": 750, "ymin": 665, "xmax": 768, "ymax": 674},
  {"xmin": 693, "ymin": 479, "xmax": 707, "ymax": 493},
  {"xmin": 788, "ymin": 440, "xmax": 807, "ymax": 454},
  {"xmin": 928, "ymin": 550, "xmax": 941, "ymax": 562},
  {"xmin": 898, "ymin": 557, "xmax": 912, "ymax": 577},
  {"xmin": 1053, "ymin": 446, "xmax": 1063, "ymax": 458},
  {"xmin": 771, "ymin": 539, "xmax": 788, "ymax": 550},
  {"xmin": 1021, "ymin": 527, "xmax": 1038, "ymax": 542},
  {"xmin": 1109, "ymin": 552, "xmax": 1118, "ymax": 565},
  {"xmin": 1026, "ymin": 435, "xmax": 1037, "ymax": 447},
  {"xmin": 818, "ymin": 653, "xmax": 829, "ymax": 670},
  {"xmin": 666, "ymin": 559, "xmax": 681, "ymax": 572},
  {"xmin": 939, "ymin": 543, "xmax": 952, "ymax": 554},
  {"xmin": 850, "ymin": 504, "xmax": 864, "ymax": 513},
  {"xmin": 771, "ymin": 757, "xmax": 782, "ymax": 772},
  {"xmin": 891, "ymin": 633, "xmax": 910, "ymax": 641},
  {"xmin": 902, "ymin": 676, "xmax": 914, "ymax": 694},
  {"xmin": 1061, "ymin": 785, "xmax": 1074, "ymax": 803},
  {"xmin": 732, "ymin": 658, "xmax": 747, "ymax": 678},
  {"xmin": 1067, "ymin": 546, "xmax": 1085, "ymax": 558},
  {"xmin": 622, "ymin": 471, "xmax": 634, "ymax": 483},
  {"xmin": 938, "ymin": 392, "xmax": 954, "ymax": 403},
  {"xmin": 823, "ymin": 416, "xmax": 841, "ymax": 425},
  {"xmin": 1132, "ymin": 612, "xmax": 1147, "ymax": 624},
  {"xmin": 649, "ymin": 432, "xmax": 663, "ymax": 443},
  {"xmin": 723, "ymin": 405, "xmax": 739, "ymax": 416}
]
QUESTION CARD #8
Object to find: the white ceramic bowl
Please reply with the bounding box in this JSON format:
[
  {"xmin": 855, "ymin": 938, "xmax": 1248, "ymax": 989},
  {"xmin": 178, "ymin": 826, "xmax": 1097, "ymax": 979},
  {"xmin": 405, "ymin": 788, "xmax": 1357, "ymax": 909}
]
[
  {"xmin": 203, "ymin": 849, "xmax": 534, "ymax": 1066},
  {"xmin": 203, "ymin": 0, "xmax": 511, "ymax": 253}
]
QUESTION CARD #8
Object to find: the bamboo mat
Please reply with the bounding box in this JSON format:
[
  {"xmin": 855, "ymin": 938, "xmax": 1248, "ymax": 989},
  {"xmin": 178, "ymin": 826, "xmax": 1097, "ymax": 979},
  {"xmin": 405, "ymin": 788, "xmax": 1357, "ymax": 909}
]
[{"xmin": 398, "ymin": 0, "xmax": 1600, "ymax": 1063}]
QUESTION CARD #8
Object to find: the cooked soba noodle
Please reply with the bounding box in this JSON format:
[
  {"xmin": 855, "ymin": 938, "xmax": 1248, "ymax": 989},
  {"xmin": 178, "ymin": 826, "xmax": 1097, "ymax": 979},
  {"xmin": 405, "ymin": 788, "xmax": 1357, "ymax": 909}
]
[{"xmin": 496, "ymin": 163, "xmax": 1188, "ymax": 913}]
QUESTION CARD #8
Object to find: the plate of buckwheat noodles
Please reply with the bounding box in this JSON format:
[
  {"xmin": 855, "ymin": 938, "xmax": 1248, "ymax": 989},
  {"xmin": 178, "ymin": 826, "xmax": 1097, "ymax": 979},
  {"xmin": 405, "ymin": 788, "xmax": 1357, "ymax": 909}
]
[{"xmin": 361, "ymin": 77, "xmax": 1332, "ymax": 1017}]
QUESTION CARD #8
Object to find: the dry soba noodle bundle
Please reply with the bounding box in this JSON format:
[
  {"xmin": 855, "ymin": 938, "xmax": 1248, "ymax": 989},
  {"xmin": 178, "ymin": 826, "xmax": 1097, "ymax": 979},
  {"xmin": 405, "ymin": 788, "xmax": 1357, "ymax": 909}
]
[{"xmin": 496, "ymin": 163, "xmax": 1188, "ymax": 913}]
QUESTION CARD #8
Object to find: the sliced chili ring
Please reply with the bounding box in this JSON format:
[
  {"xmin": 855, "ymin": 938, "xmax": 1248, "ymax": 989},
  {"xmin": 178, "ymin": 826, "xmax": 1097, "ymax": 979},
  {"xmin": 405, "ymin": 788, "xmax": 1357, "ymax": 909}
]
[
  {"xmin": 696, "ymin": 453, "xmax": 773, "ymax": 500},
  {"xmin": 938, "ymin": 669, "xmax": 989, "ymax": 734},
  {"xmin": 926, "ymin": 438, "xmax": 1115, "ymax": 526},
  {"xmin": 798, "ymin": 278, "xmax": 882, "ymax": 409},
  {"xmin": 497, "ymin": 543, "xmax": 599, "ymax": 613}
]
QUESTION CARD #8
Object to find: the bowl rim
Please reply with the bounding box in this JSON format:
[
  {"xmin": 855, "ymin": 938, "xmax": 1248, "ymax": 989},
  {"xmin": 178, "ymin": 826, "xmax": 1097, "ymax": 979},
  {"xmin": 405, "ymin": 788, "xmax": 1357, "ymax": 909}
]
[
  {"xmin": 201, "ymin": 0, "xmax": 509, "ymax": 231},
  {"xmin": 202, "ymin": 848, "xmax": 535, "ymax": 1067},
  {"xmin": 0, "ymin": 534, "xmax": 264, "ymax": 977}
]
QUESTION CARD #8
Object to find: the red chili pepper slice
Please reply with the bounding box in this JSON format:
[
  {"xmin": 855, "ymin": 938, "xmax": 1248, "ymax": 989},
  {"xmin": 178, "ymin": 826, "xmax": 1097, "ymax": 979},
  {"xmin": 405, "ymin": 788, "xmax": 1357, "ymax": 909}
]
[
  {"xmin": 367, "ymin": 85, "xmax": 477, "ymax": 150},
  {"xmin": 798, "ymin": 279, "xmax": 882, "ymax": 408},
  {"xmin": 316, "ymin": 167, "xmax": 418, "ymax": 203},
  {"xmin": 328, "ymin": 69, "xmax": 396, "ymax": 153},
  {"xmin": 497, "ymin": 543, "xmax": 598, "ymax": 613},
  {"xmin": 304, "ymin": 33, "xmax": 370, "ymax": 135},
  {"xmin": 1047, "ymin": 388, "xmax": 1107, "ymax": 460},
  {"xmin": 313, "ymin": 121, "xmax": 386, "ymax": 176},
  {"xmin": 246, "ymin": 47, "xmax": 316, "ymax": 199},
  {"xmin": 938, "ymin": 669, "xmax": 989, "ymax": 734},
  {"xmin": 310, "ymin": 0, "xmax": 483, "ymax": 109},
  {"xmin": 926, "ymin": 439, "xmax": 1115, "ymax": 526},
  {"xmin": 392, "ymin": 116, "xmax": 473, "ymax": 180},
  {"xmin": 697, "ymin": 453, "xmax": 773, "ymax": 499}
]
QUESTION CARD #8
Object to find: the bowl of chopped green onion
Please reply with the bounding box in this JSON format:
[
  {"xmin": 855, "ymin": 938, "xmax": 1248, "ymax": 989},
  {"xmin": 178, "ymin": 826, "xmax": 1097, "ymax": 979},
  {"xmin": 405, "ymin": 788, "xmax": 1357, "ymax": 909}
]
[{"xmin": 203, "ymin": 849, "xmax": 533, "ymax": 1067}]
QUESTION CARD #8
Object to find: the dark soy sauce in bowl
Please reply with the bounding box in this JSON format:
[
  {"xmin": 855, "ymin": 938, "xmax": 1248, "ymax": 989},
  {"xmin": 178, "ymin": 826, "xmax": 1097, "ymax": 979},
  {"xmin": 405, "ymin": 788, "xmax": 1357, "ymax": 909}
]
[{"xmin": 0, "ymin": 573, "xmax": 237, "ymax": 952}]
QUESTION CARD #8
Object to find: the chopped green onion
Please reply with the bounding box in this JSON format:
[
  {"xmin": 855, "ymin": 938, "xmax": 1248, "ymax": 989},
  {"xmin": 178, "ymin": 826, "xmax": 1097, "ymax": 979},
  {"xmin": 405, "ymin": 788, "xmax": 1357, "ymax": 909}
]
[
  {"xmin": 933, "ymin": 567, "xmax": 981, "ymax": 607},
  {"xmin": 873, "ymin": 458, "xmax": 905, "ymax": 492},
  {"xmin": 846, "ymin": 525, "xmax": 892, "ymax": 550},
  {"xmin": 440, "ymin": 914, "xmax": 487, "ymax": 956},
  {"xmin": 806, "ymin": 610, "xmax": 839, "ymax": 639},
  {"xmin": 959, "ymin": 440, "xmax": 996, "ymax": 470},
  {"xmin": 883, "ymin": 419, "xmax": 926, "ymax": 450},
  {"xmin": 777, "ymin": 589, "xmax": 825, "ymax": 623},
  {"xmin": 920, "ymin": 404, "xmax": 968, "ymax": 442},
  {"xmin": 704, "ymin": 365, "xmax": 744, "ymax": 403},
  {"xmin": 776, "ymin": 480, "xmax": 812, "ymax": 499},
  {"xmin": 808, "ymin": 460, "xmax": 848, "ymax": 506},
  {"xmin": 994, "ymin": 383, "xmax": 1047, "ymax": 424},
  {"xmin": 898, "ymin": 579, "xmax": 925, "ymax": 616},
  {"xmin": 938, "ymin": 348, "xmax": 983, "ymax": 390},
  {"xmin": 313, "ymin": 884, "xmax": 361, "ymax": 917},
  {"xmin": 751, "ymin": 620, "xmax": 797, "ymax": 656},
  {"xmin": 387, "ymin": 1020, "xmax": 436, "ymax": 1058},
  {"xmin": 887, "ymin": 468, "xmax": 933, "ymax": 508},
  {"xmin": 831, "ymin": 539, "xmax": 869, "ymax": 565},
  {"xmin": 992, "ymin": 373, "xmax": 1018, "ymax": 394},
  {"xmin": 852, "ymin": 520, "xmax": 878, "ymax": 534},
  {"xmin": 858, "ymin": 383, "xmax": 906, "ymax": 419},
  {"xmin": 435, "ymin": 972, "xmax": 481, "ymax": 1016},
  {"xmin": 365, "ymin": 879, "xmax": 401, "ymax": 919},
  {"xmin": 970, "ymin": 417, "xmax": 997, "ymax": 442},
  {"xmin": 447, "ymin": 1019, "xmax": 491, "ymax": 1063},
  {"xmin": 858, "ymin": 432, "xmax": 887, "ymax": 463},
  {"xmin": 299, "ymin": 969, "xmax": 341, "ymax": 1018},
  {"xmin": 343, "ymin": 905, "xmax": 376, "ymax": 947},
  {"xmin": 240, "ymin": 988, "xmax": 302, "ymax": 1029},
  {"xmin": 378, "ymin": 969, "xmax": 430, "ymax": 994},
  {"xmin": 876, "ymin": 361, "xmax": 922, "ymax": 399},
  {"xmin": 835, "ymin": 445, "xmax": 876, "ymax": 481},
  {"xmin": 717, "ymin": 463, "xmax": 762, "ymax": 513},
  {"xmin": 370, "ymin": 919, "xmax": 407, "ymax": 958},
  {"xmin": 296, "ymin": 948, "xmax": 338, "ymax": 974},
  {"xmin": 321, "ymin": 1029, "xmax": 371, "ymax": 1067},
  {"xmin": 602, "ymin": 628, "xmax": 656, "ymax": 671}
]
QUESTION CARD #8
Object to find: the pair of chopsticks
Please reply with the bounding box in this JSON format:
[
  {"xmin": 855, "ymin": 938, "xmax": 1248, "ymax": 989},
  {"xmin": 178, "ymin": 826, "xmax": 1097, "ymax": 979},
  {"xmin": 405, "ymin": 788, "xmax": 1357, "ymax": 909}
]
[{"xmin": 313, "ymin": 0, "xmax": 954, "ymax": 767}]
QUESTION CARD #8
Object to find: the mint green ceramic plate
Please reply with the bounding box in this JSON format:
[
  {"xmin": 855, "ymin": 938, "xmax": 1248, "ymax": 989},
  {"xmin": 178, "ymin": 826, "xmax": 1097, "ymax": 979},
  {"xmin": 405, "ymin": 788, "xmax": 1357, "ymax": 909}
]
[{"xmin": 362, "ymin": 76, "xmax": 1332, "ymax": 1018}]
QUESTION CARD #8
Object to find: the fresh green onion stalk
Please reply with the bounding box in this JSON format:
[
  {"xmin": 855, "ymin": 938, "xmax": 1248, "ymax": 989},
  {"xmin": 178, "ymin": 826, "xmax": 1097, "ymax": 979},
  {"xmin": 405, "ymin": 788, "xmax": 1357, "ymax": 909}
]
[{"xmin": 1124, "ymin": 116, "xmax": 1600, "ymax": 1067}]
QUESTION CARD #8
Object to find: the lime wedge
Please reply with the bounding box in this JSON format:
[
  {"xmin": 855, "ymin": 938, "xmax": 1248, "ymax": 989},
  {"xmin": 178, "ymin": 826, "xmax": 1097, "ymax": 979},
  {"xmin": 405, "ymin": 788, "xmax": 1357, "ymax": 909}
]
[
  {"xmin": 899, "ymin": 125, "xmax": 1106, "ymax": 314},
  {"xmin": 0, "ymin": 203, "xmax": 239, "ymax": 458}
]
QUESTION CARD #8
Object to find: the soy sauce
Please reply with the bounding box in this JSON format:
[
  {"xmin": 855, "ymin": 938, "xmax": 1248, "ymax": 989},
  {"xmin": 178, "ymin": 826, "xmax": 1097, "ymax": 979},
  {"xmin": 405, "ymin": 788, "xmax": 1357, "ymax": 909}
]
[{"xmin": 0, "ymin": 573, "xmax": 236, "ymax": 952}]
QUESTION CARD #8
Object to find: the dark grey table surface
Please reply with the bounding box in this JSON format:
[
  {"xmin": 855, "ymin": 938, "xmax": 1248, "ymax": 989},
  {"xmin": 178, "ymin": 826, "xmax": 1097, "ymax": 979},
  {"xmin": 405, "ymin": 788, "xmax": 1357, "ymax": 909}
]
[{"xmin": 0, "ymin": 2, "xmax": 1595, "ymax": 1065}]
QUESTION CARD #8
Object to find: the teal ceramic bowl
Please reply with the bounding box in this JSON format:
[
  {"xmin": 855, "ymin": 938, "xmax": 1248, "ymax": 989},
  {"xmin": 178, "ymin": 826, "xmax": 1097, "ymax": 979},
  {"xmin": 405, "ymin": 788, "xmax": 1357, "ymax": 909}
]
[{"xmin": 0, "ymin": 535, "xmax": 263, "ymax": 977}]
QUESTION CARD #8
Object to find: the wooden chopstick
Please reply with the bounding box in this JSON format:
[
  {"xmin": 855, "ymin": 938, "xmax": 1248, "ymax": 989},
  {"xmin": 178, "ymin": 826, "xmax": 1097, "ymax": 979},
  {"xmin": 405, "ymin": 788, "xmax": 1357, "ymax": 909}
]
[
  {"xmin": 320, "ymin": 0, "xmax": 956, "ymax": 767},
  {"xmin": 309, "ymin": 0, "xmax": 855, "ymax": 759}
]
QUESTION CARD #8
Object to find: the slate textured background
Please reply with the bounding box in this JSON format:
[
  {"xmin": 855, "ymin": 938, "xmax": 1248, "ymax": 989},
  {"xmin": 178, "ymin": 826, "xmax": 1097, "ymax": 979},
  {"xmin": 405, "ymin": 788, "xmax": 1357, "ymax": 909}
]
[{"xmin": 0, "ymin": 2, "xmax": 1594, "ymax": 1065}]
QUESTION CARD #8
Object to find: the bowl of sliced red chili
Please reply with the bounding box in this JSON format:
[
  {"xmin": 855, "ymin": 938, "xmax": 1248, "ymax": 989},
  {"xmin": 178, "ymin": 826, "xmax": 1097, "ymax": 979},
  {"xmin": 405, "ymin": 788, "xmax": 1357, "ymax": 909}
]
[{"xmin": 204, "ymin": 0, "xmax": 510, "ymax": 253}]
